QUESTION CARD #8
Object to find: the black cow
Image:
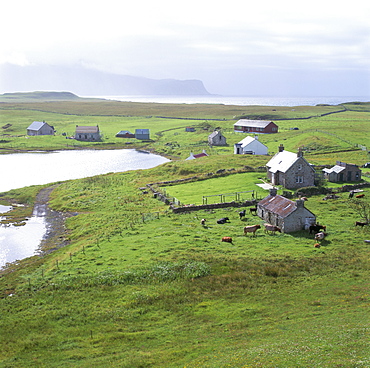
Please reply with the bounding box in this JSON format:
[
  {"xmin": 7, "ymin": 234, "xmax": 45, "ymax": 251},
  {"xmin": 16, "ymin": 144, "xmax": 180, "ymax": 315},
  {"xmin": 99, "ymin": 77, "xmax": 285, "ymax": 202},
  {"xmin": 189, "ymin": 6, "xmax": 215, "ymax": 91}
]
[
  {"xmin": 239, "ymin": 209, "xmax": 246, "ymax": 220},
  {"xmin": 309, "ymin": 224, "xmax": 326, "ymax": 234},
  {"xmin": 217, "ymin": 217, "xmax": 230, "ymax": 224}
]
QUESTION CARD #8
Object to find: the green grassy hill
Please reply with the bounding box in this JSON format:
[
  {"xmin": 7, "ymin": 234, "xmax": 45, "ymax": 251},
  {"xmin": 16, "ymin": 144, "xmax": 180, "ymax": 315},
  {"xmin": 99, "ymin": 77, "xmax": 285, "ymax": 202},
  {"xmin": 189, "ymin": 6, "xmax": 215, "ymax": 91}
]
[{"xmin": 0, "ymin": 100, "xmax": 369, "ymax": 367}]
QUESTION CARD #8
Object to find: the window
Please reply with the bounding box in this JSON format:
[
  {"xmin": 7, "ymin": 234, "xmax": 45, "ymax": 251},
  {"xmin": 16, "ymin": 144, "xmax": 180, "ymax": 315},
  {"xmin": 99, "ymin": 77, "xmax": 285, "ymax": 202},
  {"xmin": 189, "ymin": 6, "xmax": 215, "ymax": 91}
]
[
  {"xmin": 295, "ymin": 176, "xmax": 303, "ymax": 183},
  {"xmin": 298, "ymin": 164, "xmax": 302, "ymax": 170}
]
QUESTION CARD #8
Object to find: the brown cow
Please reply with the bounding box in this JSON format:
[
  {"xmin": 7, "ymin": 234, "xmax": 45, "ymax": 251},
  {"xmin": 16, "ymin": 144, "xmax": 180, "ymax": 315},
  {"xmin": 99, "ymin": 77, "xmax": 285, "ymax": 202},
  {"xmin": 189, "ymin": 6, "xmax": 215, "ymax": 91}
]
[
  {"xmin": 355, "ymin": 221, "xmax": 368, "ymax": 227},
  {"xmin": 264, "ymin": 223, "xmax": 282, "ymax": 234},
  {"xmin": 244, "ymin": 224, "xmax": 261, "ymax": 236},
  {"xmin": 221, "ymin": 237, "xmax": 233, "ymax": 243},
  {"xmin": 356, "ymin": 194, "xmax": 365, "ymax": 198}
]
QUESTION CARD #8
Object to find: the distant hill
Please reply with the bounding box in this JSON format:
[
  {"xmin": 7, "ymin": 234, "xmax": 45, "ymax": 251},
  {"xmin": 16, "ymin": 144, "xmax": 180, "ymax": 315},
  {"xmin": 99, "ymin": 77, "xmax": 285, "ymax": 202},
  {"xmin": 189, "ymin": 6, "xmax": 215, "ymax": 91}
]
[
  {"xmin": 0, "ymin": 64, "xmax": 211, "ymax": 96},
  {"xmin": 0, "ymin": 91, "xmax": 85, "ymax": 102}
]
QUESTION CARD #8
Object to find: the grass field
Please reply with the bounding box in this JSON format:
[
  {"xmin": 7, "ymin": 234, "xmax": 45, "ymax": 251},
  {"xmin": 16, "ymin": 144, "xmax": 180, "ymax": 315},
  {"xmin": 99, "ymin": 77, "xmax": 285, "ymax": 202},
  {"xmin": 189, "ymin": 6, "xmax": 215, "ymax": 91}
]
[{"xmin": 0, "ymin": 98, "xmax": 369, "ymax": 367}]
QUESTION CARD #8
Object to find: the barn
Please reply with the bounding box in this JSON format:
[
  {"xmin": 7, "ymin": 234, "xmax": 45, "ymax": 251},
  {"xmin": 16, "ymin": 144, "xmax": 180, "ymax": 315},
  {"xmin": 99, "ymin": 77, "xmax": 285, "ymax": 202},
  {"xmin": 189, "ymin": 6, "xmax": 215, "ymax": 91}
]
[
  {"xmin": 186, "ymin": 150, "xmax": 208, "ymax": 160},
  {"xmin": 257, "ymin": 188, "xmax": 316, "ymax": 233},
  {"xmin": 208, "ymin": 130, "xmax": 227, "ymax": 146},
  {"xmin": 234, "ymin": 135, "xmax": 268, "ymax": 155},
  {"xmin": 116, "ymin": 130, "xmax": 135, "ymax": 138},
  {"xmin": 234, "ymin": 119, "xmax": 278, "ymax": 134},
  {"xmin": 75, "ymin": 125, "xmax": 101, "ymax": 141},
  {"xmin": 27, "ymin": 121, "xmax": 55, "ymax": 136}
]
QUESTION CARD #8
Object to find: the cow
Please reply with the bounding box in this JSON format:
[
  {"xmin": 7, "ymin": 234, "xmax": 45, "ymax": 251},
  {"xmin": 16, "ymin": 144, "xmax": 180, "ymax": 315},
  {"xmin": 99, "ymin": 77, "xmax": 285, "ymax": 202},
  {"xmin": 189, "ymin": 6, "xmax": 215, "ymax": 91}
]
[
  {"xmin": 221, "ymin": 236, "xmax": 233, "ymax": 243},
  {"xmin": 239, "ymin": 209, "xmax": 246, "ymax": 220},
  {"xmin": 249, "ymin": 206, "xmax": 257, "ymax": 216},
  {"xmin": 356, "ymin": 194, "xmax": 365, "ymax": 198},
  {"xmin": 309, "ymin": 224, "xmax": 326, "ymax": 234},
  {"xmin": 200, "ymin": 218, "xmax": 206, "ymax": 225},
  {"xmin": 243, "ymin": 224, "xmax": 261, "ymax": 236},
  {"xmin": 314, "ymin": 232, "xmax": 327, "ymax": 241},
  {"xmin": 217, "ymin": 217, "xmax": 230, "ymax": 224},
  {"xmin": 355, "ymin": 221, "xmax": 368, "ymax": 227},
  {"xmin": 264, "ymin": 223, "xmax": 282, "ymax": 234},
  {"xmin": 349, "ymin": 191, "xmax": 354, "ymax": 198}
]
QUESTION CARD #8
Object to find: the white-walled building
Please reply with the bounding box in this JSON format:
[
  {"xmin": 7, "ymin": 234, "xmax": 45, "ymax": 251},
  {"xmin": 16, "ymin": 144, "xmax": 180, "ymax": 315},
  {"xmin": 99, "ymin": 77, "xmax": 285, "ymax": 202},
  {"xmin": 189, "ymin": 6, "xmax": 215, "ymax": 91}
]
[{"xmin": 234, "ymin": 135, "xmax": 268, "ymax": 155}]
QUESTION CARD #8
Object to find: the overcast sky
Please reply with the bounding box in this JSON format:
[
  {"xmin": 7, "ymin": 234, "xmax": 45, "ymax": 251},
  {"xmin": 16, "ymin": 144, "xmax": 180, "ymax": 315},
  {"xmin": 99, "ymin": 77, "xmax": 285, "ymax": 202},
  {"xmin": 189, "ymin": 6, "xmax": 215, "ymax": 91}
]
[{"xmin": 1, "ymin": 0, "xmax": 370, "ymax": 96}]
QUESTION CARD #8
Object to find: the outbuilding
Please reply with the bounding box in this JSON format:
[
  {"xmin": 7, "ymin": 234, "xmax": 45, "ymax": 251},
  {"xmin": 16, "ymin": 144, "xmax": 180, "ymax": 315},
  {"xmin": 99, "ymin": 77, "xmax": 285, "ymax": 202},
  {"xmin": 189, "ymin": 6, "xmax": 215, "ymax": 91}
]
[
  {"xmin": 27, "ymin": 121, "xmax": 55, "ymax": 136},
  {"xmin": 186, "ymin": 150, "xmax": 208, "ymax": 160},
  {"xmin": 234, "ymin": 135, "xmax": 268, "ymax": 155},
  {"xmin": 208, "ymin": 130, "xmax": 227, "ymax": 146},
  {"xmin": 135, "ymin": 129, "xmax": 150, "ymax": 140},
  {"xmin": 323, "ymin": 161, "xmax": 362, "ymax": 182},
  {"xmin": 116, "ymin": 130, "xmax": 135, "ymax": 138},
  {"xmin": 234, "ymin": 119, "xmax": 278, "ymax": 134},
  {"xmin": 257, "ymin": 188, "xmax": 316, "ymax": 233}
]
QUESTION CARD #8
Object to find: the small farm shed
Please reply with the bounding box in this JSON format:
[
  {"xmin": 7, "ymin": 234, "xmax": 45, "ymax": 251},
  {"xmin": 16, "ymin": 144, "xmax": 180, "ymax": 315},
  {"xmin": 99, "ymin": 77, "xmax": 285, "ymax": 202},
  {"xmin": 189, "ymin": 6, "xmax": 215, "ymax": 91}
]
[
  {"xmin": 135, "ymin": 129, "xmax": 150, "ymax": 140},
  {"xmin": 257, "ymin": 188, "xmax": 316, "ymax": 233},
  {"xmin": 266, "ymin": 144, "xmax": 315, "ymax": 189},
  {"xmin": 323, "ymin": 161, "xmax": 362, "ymax": 182},
  {"xmin": 75, "ymin": 125, "xmax": 101, "ymax": 141},
  {"xmin": 27, "ymin": 121, "xmax": 55, "ymax": 136},
  {"xmin": 208, "ymin": 130, "xmax": 227, "ymax": 146},
  {"xmin": 186, "ymin": 150, "xmax": 208, "ymax": 160},
  {"xmin": 234, "ymin": 119, "xmax": 278, "ymax": 134},
  {"xmin": 116, "ymin": 130, "xmax": 135, "ymax": 138},
  {"xmin": 234, "ymin": 135, "xmax": 268, "ymax": 155}
]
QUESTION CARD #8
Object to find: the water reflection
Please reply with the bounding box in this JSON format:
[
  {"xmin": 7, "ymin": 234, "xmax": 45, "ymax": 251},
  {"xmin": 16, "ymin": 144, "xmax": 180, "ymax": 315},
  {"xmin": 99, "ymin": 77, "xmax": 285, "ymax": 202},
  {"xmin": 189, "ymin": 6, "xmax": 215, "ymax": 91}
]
[{"xmin": 0, "ymin": 215, "xmax": 46, "ymax": 269}]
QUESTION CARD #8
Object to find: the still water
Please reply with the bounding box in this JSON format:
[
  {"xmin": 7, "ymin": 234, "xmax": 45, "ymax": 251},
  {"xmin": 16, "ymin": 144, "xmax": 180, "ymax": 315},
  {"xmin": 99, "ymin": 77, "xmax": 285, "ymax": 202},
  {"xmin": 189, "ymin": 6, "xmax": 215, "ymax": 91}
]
[{"xmin": 0, "ymin": 149, "xmax": 169, "ymax": 268}]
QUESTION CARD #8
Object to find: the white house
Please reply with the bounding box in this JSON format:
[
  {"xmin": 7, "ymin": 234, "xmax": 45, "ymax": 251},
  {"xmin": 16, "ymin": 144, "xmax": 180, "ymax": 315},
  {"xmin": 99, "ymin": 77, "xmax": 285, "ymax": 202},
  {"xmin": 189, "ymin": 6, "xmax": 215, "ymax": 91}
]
[
  {"xmin": 27, "ymin": 121, "xmax": 55, "ymax": 136},
  {"xmin": 234, "ymin": 135, "xmax": 268, "ymax": 155}
]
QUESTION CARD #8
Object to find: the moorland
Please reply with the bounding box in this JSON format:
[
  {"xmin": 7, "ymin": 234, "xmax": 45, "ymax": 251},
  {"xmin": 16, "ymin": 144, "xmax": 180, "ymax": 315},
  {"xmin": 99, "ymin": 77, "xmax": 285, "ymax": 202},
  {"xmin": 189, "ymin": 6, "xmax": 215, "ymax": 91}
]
[{"xmin": 0, "ymin": 93, "xmax": 369, "ymax": 367}]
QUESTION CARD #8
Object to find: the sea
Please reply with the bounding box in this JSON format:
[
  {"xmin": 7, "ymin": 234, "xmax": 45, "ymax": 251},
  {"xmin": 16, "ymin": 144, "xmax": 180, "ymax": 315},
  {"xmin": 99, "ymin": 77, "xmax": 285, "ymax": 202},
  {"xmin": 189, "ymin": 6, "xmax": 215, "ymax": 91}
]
[{"xmin": 86, "ymin": 95, "xmax": 370, "ymax": 107}]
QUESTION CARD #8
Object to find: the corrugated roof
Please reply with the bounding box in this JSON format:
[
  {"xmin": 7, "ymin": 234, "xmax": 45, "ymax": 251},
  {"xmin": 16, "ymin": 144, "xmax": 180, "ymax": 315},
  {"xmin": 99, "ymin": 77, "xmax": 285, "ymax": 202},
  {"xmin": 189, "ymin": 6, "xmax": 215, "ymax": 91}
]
[
  {"xmin": 323, "ymin": 165, "xmax": 345, "ymax": 174},
  {"xmin": 27, "ymin": 121, "xmax": 46, "ymax": 131},
  {"xmin": 135, "ymin": 129, "xmax": 149, "ymax": 134},
  {"xmin": 234, "ymin": 119, "xmax": 273, "ymax": 128},
  {"xmin": 258, "ymin": 195, "xmax": 297, "ymax": 218},
  {"xmin": 266, "ymin": 150, "xmax": 298, "ymax": 173}
]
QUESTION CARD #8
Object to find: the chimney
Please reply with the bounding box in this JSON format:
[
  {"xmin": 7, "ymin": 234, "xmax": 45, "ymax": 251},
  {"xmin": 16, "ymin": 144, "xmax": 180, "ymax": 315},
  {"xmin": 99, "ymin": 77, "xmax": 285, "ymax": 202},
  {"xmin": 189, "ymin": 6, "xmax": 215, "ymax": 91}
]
[
  {"xmin": 255, "ymin": 135, "xmax": 259, "ymax": 140},
  {"xmin": 269, "ymin": 187, "xmax": 277, "ymax": 196},
  {"xmin": 296, "ymin": 198, "xmax": 305, "ymax": 207},
  {"xmin": 297, "ymin": 147, "xmax": 304, "ymax": 157},
  {"xmin": 278, "ymin": 144, "xmax": 284, "ymax": 152}
]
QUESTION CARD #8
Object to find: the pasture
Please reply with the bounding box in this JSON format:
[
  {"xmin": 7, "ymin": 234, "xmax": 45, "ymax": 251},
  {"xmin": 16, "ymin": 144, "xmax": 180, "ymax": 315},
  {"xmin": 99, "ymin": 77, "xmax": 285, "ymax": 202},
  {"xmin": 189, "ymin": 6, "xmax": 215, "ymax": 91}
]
[{"xmin": 0, "ymin": 99, "xmax": 370, "ymax": 367}]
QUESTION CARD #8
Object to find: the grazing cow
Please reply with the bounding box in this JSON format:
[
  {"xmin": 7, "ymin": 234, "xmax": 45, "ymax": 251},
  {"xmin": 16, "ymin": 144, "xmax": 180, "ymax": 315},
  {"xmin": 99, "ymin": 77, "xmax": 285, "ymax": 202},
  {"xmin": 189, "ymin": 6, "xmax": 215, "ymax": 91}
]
[
  {"xmin": 221, "ymin": 236, "xmax": 233, "ymax": 243},
  {"xmin": 349, "ymin": 191, "xmax": 354, "ymax": 198},
  {"xmin": 200, "ymin": 218, "xmax": 206, "ymax": 225},
  {"xmin": 314, "ymin": 243, "xmax": 321, "ymax": 248},
  {"xmin": 314, "ymin": 232, "xmax": 327, "ymax": 241},
  {"xmin": 356, "ymin": 194, "xmax": 365, "ymax": 198},
  {"xmin": 239, "ymin": 209, "xmax": 246, "ymax": 220},
  {"xmin": 244, "ymin": 224, "xmax": 261, "ymax": 236},
  {"xmin": 309, "ymin": 224, "xmax": 326, "ymax": 234},
  {"xmin": 217, "ymin": 217, "xmax": 230, "ymax": 224},
  {"xmin": 264, "ymin": 223, "xmax": 282, "ymax": 234},
  {"xmin": 249, "ymin": 206, "xmax": 257, "ymax": 216},
  {"xmin": 355, "ymin": 221, "xmax": 368, "ymax": 227}
]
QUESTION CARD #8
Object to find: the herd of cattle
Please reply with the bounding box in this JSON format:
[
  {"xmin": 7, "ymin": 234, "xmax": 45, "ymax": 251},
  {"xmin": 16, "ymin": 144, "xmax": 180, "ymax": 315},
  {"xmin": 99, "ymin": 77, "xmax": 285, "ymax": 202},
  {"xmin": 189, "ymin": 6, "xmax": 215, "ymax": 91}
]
[{"xmin": 198, "ymin": 191, "xmax": 368, "ymax": 246}]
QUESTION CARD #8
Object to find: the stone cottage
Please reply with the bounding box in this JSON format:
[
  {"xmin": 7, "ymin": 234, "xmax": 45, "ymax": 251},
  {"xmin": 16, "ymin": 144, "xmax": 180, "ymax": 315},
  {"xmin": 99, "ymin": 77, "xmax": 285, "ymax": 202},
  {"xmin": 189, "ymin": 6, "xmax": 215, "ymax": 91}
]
[
  {"xmin": 323, "ymin": 161, "xmax": 362, "ymax": 182},
  {"xmin": 257, "ymin": 188, "xmax": 316, "ymax": 233},
  {"xmin": 234, "ymin": 135, "xmax": 268, "ymax": 155},
  {"xmin": 75, "ymin": 125, "xmax": 101, "ymax": 141},
  {"xmin": 266, "ymin": 144, "xmax": 315, "ymax": 189},
  {"xmin": 208, "ymin": 130, "xmax": 227, "ymax": 146},
  {"xmin": 27, "ymin": 121, "xmax": 55, "ymax": 136}
]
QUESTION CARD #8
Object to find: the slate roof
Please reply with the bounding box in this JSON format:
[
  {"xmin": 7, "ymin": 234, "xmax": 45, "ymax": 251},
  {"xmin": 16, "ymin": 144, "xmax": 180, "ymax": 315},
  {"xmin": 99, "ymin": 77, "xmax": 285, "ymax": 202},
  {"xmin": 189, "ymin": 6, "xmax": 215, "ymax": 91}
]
[
  {"xmin": 234, "ymin": 119, "xmax": 273, "ymax": 128},
  {"xmin": 135, "ymin": 129, "xmax": 149, "ymax": 135},
  {"xmin": 27, "ymin": 121, "xmax": 46, "ymax": 131},
  {"xmin": 266, "ymin": 150, "xmax": 299, "ymax": 173},
  {"xmin": 75, "ymin": 126, "xmax": 100, "ymax": 133}
]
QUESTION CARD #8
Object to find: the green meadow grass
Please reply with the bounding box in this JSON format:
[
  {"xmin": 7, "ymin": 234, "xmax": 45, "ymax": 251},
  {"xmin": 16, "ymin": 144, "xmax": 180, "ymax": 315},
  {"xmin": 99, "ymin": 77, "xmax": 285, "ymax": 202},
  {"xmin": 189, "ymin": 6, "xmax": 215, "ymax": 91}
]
[{"xmin": 0, "ymin": 100, "xmax": 369, "ymax": 367}]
